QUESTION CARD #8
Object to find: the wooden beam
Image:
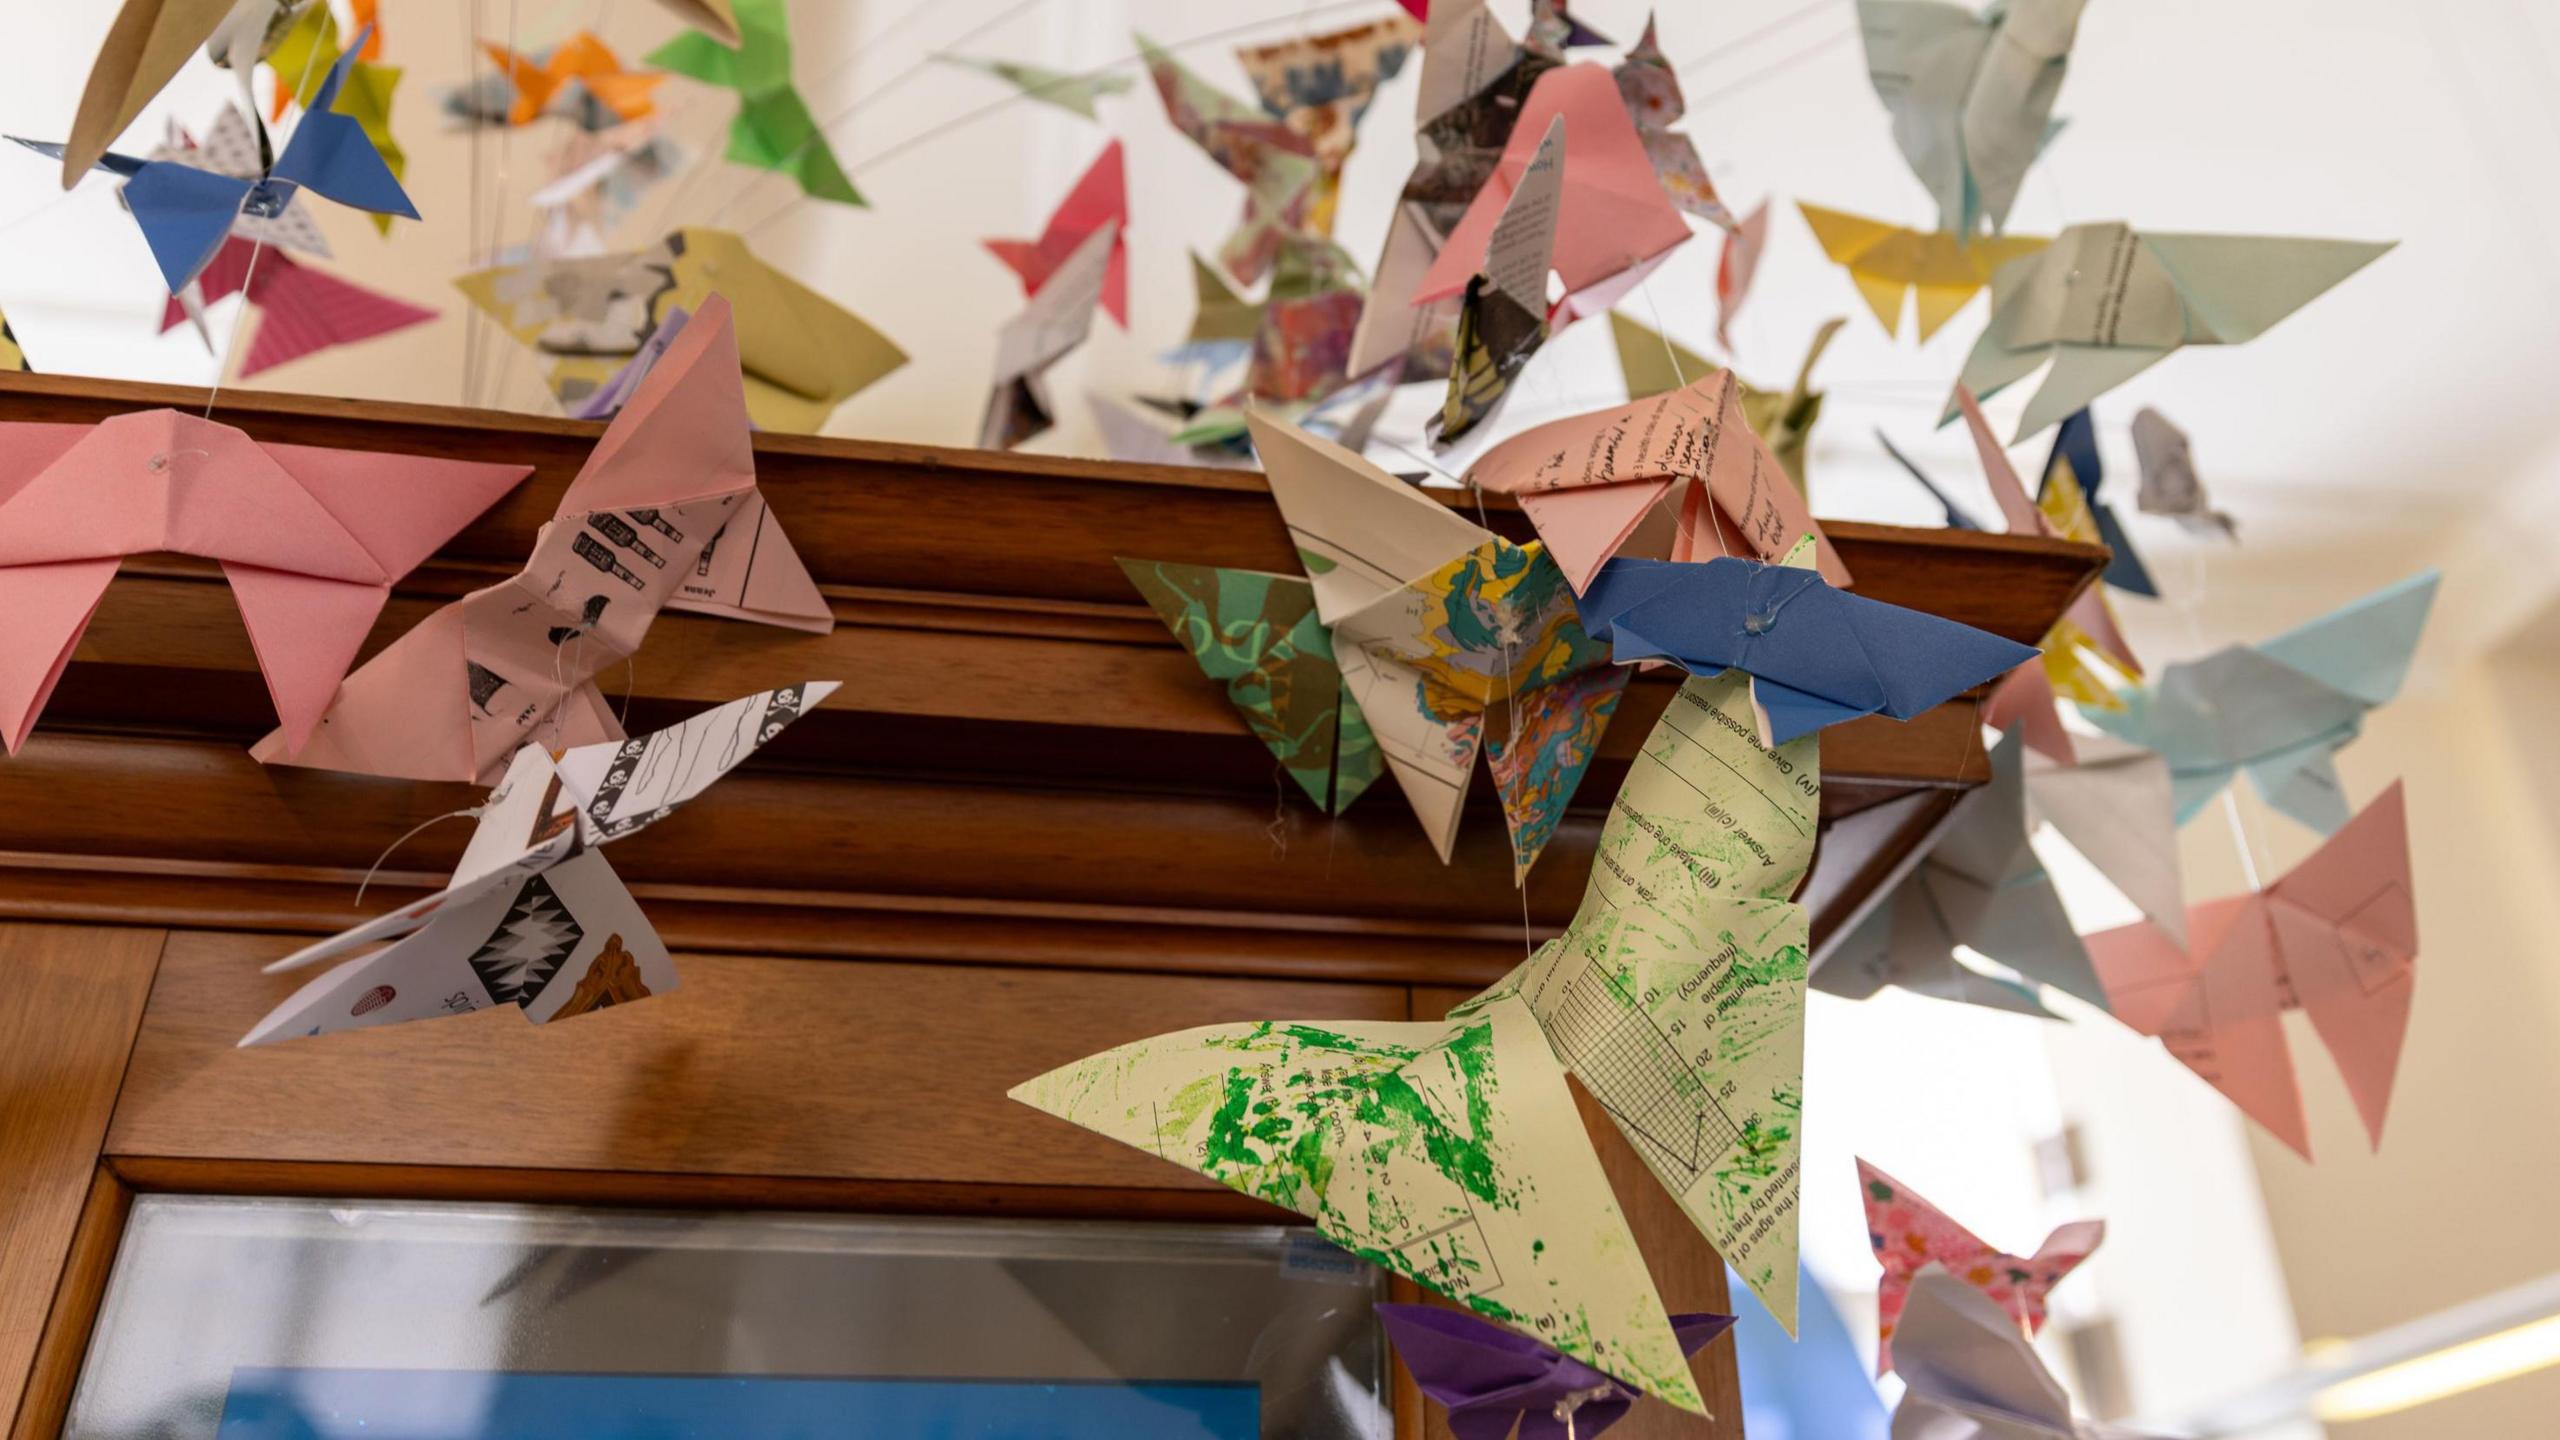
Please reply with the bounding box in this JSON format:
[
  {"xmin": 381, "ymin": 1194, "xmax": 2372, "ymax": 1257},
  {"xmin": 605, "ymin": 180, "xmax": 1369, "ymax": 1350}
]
[
  {"xmin": 0, "ymin": 372, "xmax": 2105, "ymax": 639},
  {"xmin": 106, "ymin": 932, "xmax": 1410, "ymax": 1186},
  {"xmin": 44, "ymin": 570, "xmax": 1991, "ymax": 797},
  {"xmin": 0, "ymin": 728, "xmax": 1977, "ymax": 947}
]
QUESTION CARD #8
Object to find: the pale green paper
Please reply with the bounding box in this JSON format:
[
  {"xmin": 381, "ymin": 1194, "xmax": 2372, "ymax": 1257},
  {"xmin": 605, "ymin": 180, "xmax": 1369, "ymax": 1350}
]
[
  {"xmin": 1856, "ymin": 0, "xmax": 2086, "ymax": 237},
  {"xmin": 938, "ymin": 55, "xmax": 1131, "ymax": 122},
  {"xmin": 1951, "ymin": 222, "xmax": 2394, "ymax": 438},
  {"xmin": 1019, "ymin": 667, "xmax": 1821, "ymax": 1359},
  {"xmin": 1475, "ymin": 668, "xmax": 1818, "ymax": 1334},
  {"xmin": 1010, "ymin": 993, "xmax": 1707, "ymax": 1414},
  {"xmin": 648, "ymin": 0, "xmax": 861, "ymax": 206}
]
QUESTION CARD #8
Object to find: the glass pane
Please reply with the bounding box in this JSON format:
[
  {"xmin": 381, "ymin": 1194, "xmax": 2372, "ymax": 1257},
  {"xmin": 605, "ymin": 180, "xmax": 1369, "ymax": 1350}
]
[{"xmin": 64, "ymin": 1196, "xmax": 1390, "ymax": 1440}]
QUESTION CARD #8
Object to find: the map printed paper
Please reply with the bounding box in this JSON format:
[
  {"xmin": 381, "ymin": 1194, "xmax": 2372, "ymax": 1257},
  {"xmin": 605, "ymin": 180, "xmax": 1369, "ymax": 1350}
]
[{"xmin": 1245, "ymin": 410, "xmax": 1622, "ymax": 878}]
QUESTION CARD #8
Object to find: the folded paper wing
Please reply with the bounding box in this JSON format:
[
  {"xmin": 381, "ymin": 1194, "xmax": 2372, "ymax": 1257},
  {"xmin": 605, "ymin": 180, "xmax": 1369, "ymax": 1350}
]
[
  {"xmin": 674, "ymin": 489, "xmax": 831, "ymax": 632},
  {"xmin": 160, "ymin": 236, "xmax": 436, "ymax": 377},
  {"xmin": 1433, "ymin": 116, "xmax": 1563, "ymax": 444},
  {"xmin": 1581, "ymin": 557, "xmax": 2034, "ymax": 745},
  {"xmin": 258, "ymin": 294, "xmax": 824, "ymax": 782},
  {"xmin": 1797, "ymin": 202, "xmax": 2047, "ymax": 340},
  {"xmin": 458, "ymin": 227, "xmax": 904, "ymax": 433},
  {"xmin": 243, "ymin": 683, "xmax": 834, "ymax": 1047},
  {"xmin": 1877, "ymin": 426, "xmax": 1987, "ymax": 532},
  {"xmin": 1012, "ymin": 994, "xmax": 1709, "ymax": 1416},
  {"xmin": 1716, "ymin": 201, "xmax": 1770, "ymax": 349},
  {"xmin": 1820, "ymin": 890, "xmax": 2059, "ymax": 1019},
  {"xmin": 1377, "ymin": 1302, "xmax": 1734, "ymax": 1440},
  {"xmin": 648, "ymin": 0, "xmax": 859, "ymax": 205},
  {"xmin": 2086, "ymin": 571, "xmax": 2436, "ymax": 834},
  {"xmin": 62, "ymin": 0, "xmax": 240, "ymax": 184},
  {"xmin": 939, "ymin": 56, "xmax": 1132, "ymax": 123},
  {"xmin": 1810, "ymin": 727, "xmax": 2107, "ymax": 1012},
  {"xmin": 0, "ymin": 409, "xmax": 526, "ymax": 755},
  {"xmin": 2027, "ymin": 733, "xmax": 2187, "ymax": 945},
  {"xmin": 2043, "ymin": 409, "xmax": 2157, "ymax": 597},
  {"xmin": 1890, "ymin": 1266, "xmax": 2169, "ymax": 1439},
  {"xmin": 1502, "ymin": 668, "xmax": 1819, "ymax": 1333},
  {"xmin": 1855, "ymin": 0, "xmax": 2088, "ymax": 237},
  {"xmin": 984, "ymin": 139, "xmax": 1128, "ymax": 327},
  {"xmin": 1248, "ymin": 409, "xmax": 1621, "ymax": 876},
  {"xmin": 1119, "ymin": 558, "xmax": 1383, "ymax": 814},
  {"xmin": 1466, "ymin": 370, "xmax": 1850, "ymax": 591},
  {"xmin": 1858, "ymin": 1158, "xmax": 2101, "ymax": 1375},
  {"xmin": 981, "ymin": 221, "xmax": 1119, "ymax": 449},
  {"xmin": 2088, "ymin": 782, "xmax": 2415, "ymax": 1158},
  {"xmin": 1951, "ymin": 223, "xmax": 2395, "ymax": 439},
  {"xmin": 267, "ymin": 26, "xmax": 416, "ymax": 209},
  {"xmin": 652, "ymin": 0, "xmax": 740, "ymax": 43},
  {"xmin": 1412, "ymin": 63, "xmax": 1690, "ymax": 311},
  {"xmin": 2262, "ymin": 782, "xmax": 2419, "ymax": 1150}
]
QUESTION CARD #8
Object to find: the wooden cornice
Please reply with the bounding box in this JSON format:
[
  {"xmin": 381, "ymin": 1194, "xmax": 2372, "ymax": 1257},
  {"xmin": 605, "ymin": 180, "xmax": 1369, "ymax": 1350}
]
[{"xmin": 0, "ymin": 372, "xmax": 2107, "ymax": 977}]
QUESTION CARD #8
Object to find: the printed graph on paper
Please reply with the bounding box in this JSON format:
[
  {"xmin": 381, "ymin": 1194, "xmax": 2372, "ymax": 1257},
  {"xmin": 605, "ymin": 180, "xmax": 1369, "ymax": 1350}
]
[{"xmin": 1532, "ymin": 959, "xmax": 1744, "ymax": 1186}]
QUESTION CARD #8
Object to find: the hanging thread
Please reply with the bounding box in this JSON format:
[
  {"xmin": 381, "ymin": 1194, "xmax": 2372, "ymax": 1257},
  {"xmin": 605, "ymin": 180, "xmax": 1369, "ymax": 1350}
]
[
  {"xmin": 355, "ymin": 806, "xmax": 489, "ymax": 906},
  {"xmin": 729, "ymin": 0, "xmax": 1380, "ymax": 240},
  {"xmin": 202, "ymin": 5, "xmax": 337, "ymax": 420}
]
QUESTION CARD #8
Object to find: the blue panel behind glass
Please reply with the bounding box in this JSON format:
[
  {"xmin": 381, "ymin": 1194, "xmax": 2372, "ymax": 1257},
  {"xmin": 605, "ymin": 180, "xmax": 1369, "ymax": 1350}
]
[
  {"xmin": 214, "ymin": 1368, "xmax": 1260, "ymax": 1440},
  {"xmin": 1729, "ymin": 1268, "xmax": 1888, "ymax": 1440}
]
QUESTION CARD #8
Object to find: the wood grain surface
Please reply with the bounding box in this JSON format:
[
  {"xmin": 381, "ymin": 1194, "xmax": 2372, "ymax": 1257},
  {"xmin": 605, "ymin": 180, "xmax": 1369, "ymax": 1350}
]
[
  {"xmin": 0, "ymin": 728, "xmax": 1963, "ymax": 946},
  {"xmin": 0, "ymin": 924, "xmax": 162, "ymax": 1434},
  {"xmin": 7, "ymin": 1171, "xmax": 128, "ymax": 1440},
  {"xmin": 108, "ymin": 931, "xmax": 1409, "ymax": 1187},
  {"xmin": 0, "ymin": 371, "xmax": 2104, "ymax": 632}
]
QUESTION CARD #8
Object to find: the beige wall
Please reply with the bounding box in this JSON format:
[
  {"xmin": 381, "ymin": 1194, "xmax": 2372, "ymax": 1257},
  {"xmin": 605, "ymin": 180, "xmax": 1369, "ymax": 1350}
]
[{"xmin": 2100, "ymin": 537, "xmax": 2560, "ymax": 1437}]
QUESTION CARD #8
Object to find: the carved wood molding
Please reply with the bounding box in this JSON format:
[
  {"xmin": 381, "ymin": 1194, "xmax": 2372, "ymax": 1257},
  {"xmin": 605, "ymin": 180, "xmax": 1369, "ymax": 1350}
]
[{"xmin": 0, "ymin": 373, "xmax": 2106, "ymax": 973}]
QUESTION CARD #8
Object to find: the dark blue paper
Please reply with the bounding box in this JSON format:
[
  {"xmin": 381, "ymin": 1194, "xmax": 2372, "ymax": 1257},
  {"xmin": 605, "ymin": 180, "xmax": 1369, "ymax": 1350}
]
[
  {"xmin": 267, "ymin": 30, "xmax": 416, "ymax": 218},
  {"xmin": 1581, "ymin": 557, "xmax": 2038, "ymax": 745},
  {"xmin": 2041, "ymin": 409, "xmax": 2159, "ymax": 597},
  {"xmin": 14, "ymin": 26, "xmax": 414, "ymax": 293},
  {"xmin": 1873, "ymin": 429, "xmax": 1981, "ymax": 530}
]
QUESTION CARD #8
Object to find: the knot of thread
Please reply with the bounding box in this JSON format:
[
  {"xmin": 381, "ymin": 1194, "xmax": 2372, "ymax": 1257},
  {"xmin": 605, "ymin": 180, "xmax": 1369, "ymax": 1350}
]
[
  {"xmin": 1742, "ymin": 609, "xmax": 1775, "ymax": 636},
  {"xmin": 241, "ymin": 182, "xmax": 290, "ymax": 219},
  {"xmin": 146, "ymin": 448, "xmax": 211, "ymax": 473},
  {"xmin": 1552, "ymin": 1383, "xmax": 1621, "ymax": 1437},
  {"xmin": 354, "ymin": 805, "xmax": 488, "ymax": 907}
]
